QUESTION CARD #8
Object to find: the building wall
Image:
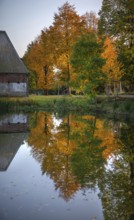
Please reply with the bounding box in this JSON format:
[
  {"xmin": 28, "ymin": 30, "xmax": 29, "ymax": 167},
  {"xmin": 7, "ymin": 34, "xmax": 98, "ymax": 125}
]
[
  {"xmin": 0, "ymin": 73, "xmax": 28, "ymax": 96},
  {"xmin": 0, "ymin": 73, "xmax": 27, "ymax": 82},
  {"xmin": 0, "ymin": 82, "xmax": 27, "ymax": 96}
]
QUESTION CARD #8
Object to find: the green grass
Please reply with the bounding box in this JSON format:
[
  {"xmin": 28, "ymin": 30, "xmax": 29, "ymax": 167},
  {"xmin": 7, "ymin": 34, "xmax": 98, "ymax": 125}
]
[
  {"xmin": 0, "ymin": 95, "xmax": 134, "ymax": 115},
  {"xmin": 0, "ymin": 96, "xmax": 38, "ymax": 112}
]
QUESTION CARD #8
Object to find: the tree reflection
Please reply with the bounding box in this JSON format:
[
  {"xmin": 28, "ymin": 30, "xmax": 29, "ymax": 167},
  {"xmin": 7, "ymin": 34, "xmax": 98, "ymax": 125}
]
[
  {"xmin": 71, "ymin": 115, "xmax": 106, "ymax": 189},
  {"xmin": 28, "ymin": 112, "xmax": 54, "ymax": 162},
  {"xmin": 120, "ymin": 124, "xmax": 134, "ymax": 219},
  {"xmin": 27, "ymin": 111, "xmax": 134, "ymax": 218},
  {"xmin": 28, "ymin": 112, "xmax": 80, "ymax": 201},
  {"xmin": 98, "ymin": 123, "xmax": 134, "ymax": 220}
]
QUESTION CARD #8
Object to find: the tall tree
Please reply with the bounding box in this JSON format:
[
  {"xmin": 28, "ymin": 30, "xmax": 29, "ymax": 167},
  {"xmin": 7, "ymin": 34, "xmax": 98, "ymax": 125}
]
[
  {"xmin": 101, "ymin": 37, "xmax": 124, "ymax": 94},
  {"xmin": 98, "ymin": 0, "xmax": 134, "ymax": 90},
  {"xmin": 23, "ymin": 31, "xmax": 54, "ymax": 93},
  {"xmin": 98, "ymin": 0, "xmax": 113, "ymax": 35},
  {"xmin": 40, "ymin": 29, "xmax": 55, "ymax": 94},
  {"xmin": 49, "ymin": 2, "xmax": 87, "ymax": 94},
  {"xmin": 23, "ymin": 39, "xmax": 42, "ymax": 89},
  {"xmin": 110, "ymin": 0, "xmax": 134, "ymax": 90}
]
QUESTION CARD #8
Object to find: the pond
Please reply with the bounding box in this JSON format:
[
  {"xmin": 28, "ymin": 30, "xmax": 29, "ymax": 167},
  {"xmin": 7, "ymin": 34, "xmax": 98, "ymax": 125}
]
[{"xmin": 0, "ymin": 111, "xmax": 133, "ymax": 220}]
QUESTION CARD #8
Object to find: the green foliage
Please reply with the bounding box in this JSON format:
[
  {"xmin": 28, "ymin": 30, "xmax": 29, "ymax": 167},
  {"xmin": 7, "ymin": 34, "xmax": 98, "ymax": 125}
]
[
  {"xmin": 70, "ymin": 115, "xmax": 105, "ymax": 187},
  {"xmin": 98, "ymin": 0, "xmax": 134, "ymax": 89},
  {"xmin": 70, "ymin": 33, "xmax": 106, "ymax": 95},
  {"xmin": 98, "ymin": 0, "xmax": 113, "ymax": 35},
  {"xmin": 1, "ymin": 95, "xmax": 133, "ymax": 115},
  {"xmin": 123, "ymin": 100, "xmax": 134, "ymax": 113},
  {"xmin": 55, "ymin": 96, "xmax": 93, "ymax": 114},
  {"xmin": 119, "ymin": 46, "xmax": 134, "ymax": 90},
  {"xmin": 0, "ymin": 98, "xmax": 38, "ymax": 112},
  {"xmin": 28, "ymin": 71, "xmax": 38, "ymax": 90},
  {"xmin": 113, "ymin": 101, "xmax": 119, "ymax": 111}
]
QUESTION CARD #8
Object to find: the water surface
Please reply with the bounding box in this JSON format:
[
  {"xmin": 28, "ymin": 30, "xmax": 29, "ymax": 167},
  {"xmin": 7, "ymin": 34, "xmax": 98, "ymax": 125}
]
[{"xmin": 0, "ymin": 111, "xmax": 133, "ymax": 220}]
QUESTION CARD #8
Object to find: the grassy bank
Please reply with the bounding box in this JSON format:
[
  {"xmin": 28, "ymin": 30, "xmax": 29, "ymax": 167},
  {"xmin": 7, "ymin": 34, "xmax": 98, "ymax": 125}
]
[{"xmin": 0, "ymin": 95, "xmax": 134, "ymax": 116}]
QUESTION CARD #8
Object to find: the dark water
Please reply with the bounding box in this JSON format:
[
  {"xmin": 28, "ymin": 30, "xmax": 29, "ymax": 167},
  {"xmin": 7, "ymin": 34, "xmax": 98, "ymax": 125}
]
[{"xmin": 0, "ymin": 111, "xmax": 134, "ymax": 220}]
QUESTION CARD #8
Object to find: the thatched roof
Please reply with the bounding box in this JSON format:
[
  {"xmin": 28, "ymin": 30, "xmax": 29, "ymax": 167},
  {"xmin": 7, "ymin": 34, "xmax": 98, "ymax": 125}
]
[{"xmin": 0, "ymin": 31, "xmax": 28, "ymax": 73}]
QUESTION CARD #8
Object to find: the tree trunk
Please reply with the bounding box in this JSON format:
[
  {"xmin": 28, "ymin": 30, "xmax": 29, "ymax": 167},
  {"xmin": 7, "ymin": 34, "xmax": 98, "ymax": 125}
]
[
  {"xmin": 44, "ymin": 65, "xmax": 49, "ymax": 95},
  {"xmin": 105, "ymin": 83, "xmax": 112, "ymax": 95},
  {"xmin": 67, "ymin": 57, "xmax": 71, "ymax": 95},
  {"xmin": 113, "ymin": 81, "xmax": 117, "ymax": 95},
  {"xmin": 119, "ymin": 81, "xmax": 123, "ymax": 94}
]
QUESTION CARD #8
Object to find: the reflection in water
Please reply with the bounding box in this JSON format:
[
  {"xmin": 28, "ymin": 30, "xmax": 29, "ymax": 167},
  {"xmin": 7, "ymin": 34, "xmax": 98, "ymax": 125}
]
[
  {"xmin": 28, "ymin": 112, "xmax": 134, "ymax": 219},
  {"xmin": 0, "ymin": 113, "xmax": 28, "ymax": 133},
  {"xmin": 96, "ymin": 122, "xmax": 134, "ymax": 220},
  {"xmin": 0, "ymin": 133, "xmax": 27, "ymax": 171},
  {"xmin": 0, "ymin": 113, "xmax": 28, "ymax": 171},
  {"xmin": 0, "ymin": 111, "xmax": 133, "ymax": 220}
]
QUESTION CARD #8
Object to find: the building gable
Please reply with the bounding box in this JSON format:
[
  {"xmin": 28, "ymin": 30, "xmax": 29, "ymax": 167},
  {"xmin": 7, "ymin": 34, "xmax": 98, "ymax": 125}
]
[
  {"xmin": 0, "ymin": 31, "xmax": 28, "ymax": 73},
  {"xmin": 0, "ymin": 31, "xmax": 28, "ymax": 96}
]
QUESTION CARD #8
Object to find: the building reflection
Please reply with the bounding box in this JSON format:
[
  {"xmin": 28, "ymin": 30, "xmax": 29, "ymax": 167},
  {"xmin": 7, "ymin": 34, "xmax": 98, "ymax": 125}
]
[
  {"xmin": 0, "ymin": 113, "xmax": 28, "ymax": 171},
  {"xmin": 0, "ymin": 113, "xmax": 28, "ymax": 133}
]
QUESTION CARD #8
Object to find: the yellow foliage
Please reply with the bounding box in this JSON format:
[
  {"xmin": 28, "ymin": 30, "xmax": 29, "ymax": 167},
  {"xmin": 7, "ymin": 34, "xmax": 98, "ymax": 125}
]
[
  {"xmin": 95, "ymin": 119, "xmax": 123, "ymax": 159},
  {"xmin": 102, "ymin": 37, "xmax": 124, "ymax": 82}
]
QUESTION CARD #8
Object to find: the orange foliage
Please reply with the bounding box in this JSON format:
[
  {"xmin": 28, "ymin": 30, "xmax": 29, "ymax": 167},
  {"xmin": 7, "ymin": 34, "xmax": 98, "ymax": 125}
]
[
  {"xmin": 102, "ymin": 37, "xmax": 124, "ymax": 82},
  {"xmin": 95, "ymin": 119, "xmax": 123, "ymax": 159}
]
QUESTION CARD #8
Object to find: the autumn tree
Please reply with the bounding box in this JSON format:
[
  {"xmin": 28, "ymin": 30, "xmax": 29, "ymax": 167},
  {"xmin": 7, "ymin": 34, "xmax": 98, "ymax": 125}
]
[
  {"xmin": 49, "ymin": 2, "xmax": 87, "ymax": 94},
  {"xmin": 23, "ymin": 2, "xmax": 103, "ymax": 95},
  {"xmin": 40, "ymin": 29, "xmax": 56, "ymax": 94},
  {"xmin": 98, "ymin": 0, "xmax": 134, "ymax": 91},
  {"xmin": 101, "ymin": 37, "xmax": 124, "ymax": 95},
  {"xmin": 23, "ymin": 40, "xmax": 40, "ymax": 91},
  {"xmin": 23, "ymin": 31, "xmax": 55, "ymax": 94},
  {"xmin": 70, "ymin": 32, "xmax": 106, "ymax": 95}
]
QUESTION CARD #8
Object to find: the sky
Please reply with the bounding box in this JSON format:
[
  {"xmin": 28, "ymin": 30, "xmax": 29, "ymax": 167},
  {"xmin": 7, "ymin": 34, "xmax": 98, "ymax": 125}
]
[{"xmin": 0, "ymin": 0, "xmax": 102, "ymax": 57}]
